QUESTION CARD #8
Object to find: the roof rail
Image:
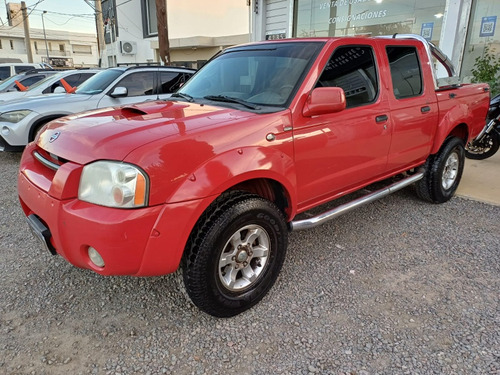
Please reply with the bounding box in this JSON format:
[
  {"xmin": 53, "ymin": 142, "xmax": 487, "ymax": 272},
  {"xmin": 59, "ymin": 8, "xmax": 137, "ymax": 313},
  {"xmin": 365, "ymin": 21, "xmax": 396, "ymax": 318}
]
[
  {"xmin": 22, "ymin": 68, "xmax": 57, "ymax": 75},
  {"xmin": 378, "ymin": 33, "xmax": 457, "ymax": 89}
]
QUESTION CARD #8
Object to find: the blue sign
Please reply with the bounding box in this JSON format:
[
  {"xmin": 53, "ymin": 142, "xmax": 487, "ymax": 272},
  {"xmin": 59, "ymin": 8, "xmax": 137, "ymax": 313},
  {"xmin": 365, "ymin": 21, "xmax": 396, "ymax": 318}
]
[
  {"xmin": 421, "ymin": 22, "xmax": 434, "ymax": 41},
  {"xmin": 480, "ymin": 16, "xmax": 497, "ymax": 37}
]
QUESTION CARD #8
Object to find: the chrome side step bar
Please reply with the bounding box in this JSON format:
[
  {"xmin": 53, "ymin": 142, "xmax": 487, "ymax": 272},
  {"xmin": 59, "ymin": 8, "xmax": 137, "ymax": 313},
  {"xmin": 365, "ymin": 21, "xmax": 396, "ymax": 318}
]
[{"xmin": 290, "ymin": 171, "xmax": 424, "ymax": 231}]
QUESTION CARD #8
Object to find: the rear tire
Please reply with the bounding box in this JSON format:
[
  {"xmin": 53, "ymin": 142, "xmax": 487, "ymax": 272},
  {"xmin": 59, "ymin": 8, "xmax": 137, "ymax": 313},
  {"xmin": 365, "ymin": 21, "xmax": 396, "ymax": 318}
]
[
  {"xmin": 416, "ymin": 137, "xmax": 465, "ymax": 203},
  {"xmin": 182, "ymin": 191, "xmax": 288, "ymax": 317}
]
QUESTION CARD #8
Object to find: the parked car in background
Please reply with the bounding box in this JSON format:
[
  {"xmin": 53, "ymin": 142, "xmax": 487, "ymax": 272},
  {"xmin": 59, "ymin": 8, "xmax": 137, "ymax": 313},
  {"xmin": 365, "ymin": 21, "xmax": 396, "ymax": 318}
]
[
  {"xmin": 0, "ymin": 63, "xmax": 51, "ymax": 81},
  {"xmin": 0, "ymin": 69, "xmax": 58, "ymax": 93},
  {"xmin": 0, "ymin": 69, "xmax": 100, "ymax": 104},
  {"xmin": 0, "ymin": 65, "xmax": 195, "ymax": 151}
]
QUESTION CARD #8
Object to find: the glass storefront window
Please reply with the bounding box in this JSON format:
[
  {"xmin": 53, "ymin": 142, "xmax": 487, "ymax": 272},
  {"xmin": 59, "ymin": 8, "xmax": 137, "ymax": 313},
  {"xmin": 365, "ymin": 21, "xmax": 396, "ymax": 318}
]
[
  {"xmin": 294, "ymin": 0, "xmax": 446, "ymax": 46},
  {"xmin": 462, "ymin": 0, "xmax": 500, "ymax": 87}
]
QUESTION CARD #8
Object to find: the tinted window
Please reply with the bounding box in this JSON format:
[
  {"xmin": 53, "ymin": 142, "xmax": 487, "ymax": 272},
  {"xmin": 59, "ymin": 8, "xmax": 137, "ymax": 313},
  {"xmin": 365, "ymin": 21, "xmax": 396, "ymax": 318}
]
[
  {"xmin": 77, "ymin": 73, "xmax": 95, "ymax": 86},
  {"xmin": 0, "ymin": 67, "xmax": 10, "ymax": 80},
  {"xmin": 14, "ymin": 65, "xmax": 34, "ymax": 74},
  {"xmin": 114, "ymin": 71, "xmax": 155, "ymax": 97},
  {"xmin": 316, "ymin": 45, "xmax": 378, "ymax": 108},
  {"xmin": 19, "ymin": 75, "xmax": 45, "ymax": 89},
  {"xmin": 62, "ymin": 73, "xmax": 82, "ymax": 87},
  {"xmin": 159, "ymin": 72, "xmax": 189, "ymax": 94},
  {"xmin": 386, "ymin": 46, "xmax": 423, "ymax": 99}
]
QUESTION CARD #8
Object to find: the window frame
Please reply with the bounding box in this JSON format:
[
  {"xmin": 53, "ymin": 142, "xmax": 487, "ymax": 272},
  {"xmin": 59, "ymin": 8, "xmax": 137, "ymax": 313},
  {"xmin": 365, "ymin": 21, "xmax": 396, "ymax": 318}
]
[
  {"xmin": 315, "ymin": 44, "xmax": 380, "ymax": 109},
  {"xmin": 385, "ymin": 45, "xmax": 424, "ymax": 100},
  {"xmin": 141, "ymin": 0, "xmax": 158, "ymax": 38}
]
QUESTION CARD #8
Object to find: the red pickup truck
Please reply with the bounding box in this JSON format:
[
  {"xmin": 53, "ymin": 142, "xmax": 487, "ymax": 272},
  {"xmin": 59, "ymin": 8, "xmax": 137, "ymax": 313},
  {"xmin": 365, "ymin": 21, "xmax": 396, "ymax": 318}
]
[{"xmin": 18, "ymin": 35, "xmax": 489, "ymax": 317}]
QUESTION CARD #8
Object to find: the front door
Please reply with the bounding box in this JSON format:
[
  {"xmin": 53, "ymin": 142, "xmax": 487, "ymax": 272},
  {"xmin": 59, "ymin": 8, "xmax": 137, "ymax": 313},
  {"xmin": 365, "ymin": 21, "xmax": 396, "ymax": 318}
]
[{"xmin": 293, "ymin": 43, "xmax": 392, "ymax": 211}]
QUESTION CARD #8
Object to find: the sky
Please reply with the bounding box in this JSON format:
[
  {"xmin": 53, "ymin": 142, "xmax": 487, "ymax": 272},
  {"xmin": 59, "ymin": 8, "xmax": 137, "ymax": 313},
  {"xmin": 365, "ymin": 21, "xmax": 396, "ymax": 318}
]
[
  {"xmin": 7, "ymin": 0, "xmax": 97, "ymax": 34},
  {"xmin": 9, "ymin": 0, "xmax": 250, "ymax": 37}
]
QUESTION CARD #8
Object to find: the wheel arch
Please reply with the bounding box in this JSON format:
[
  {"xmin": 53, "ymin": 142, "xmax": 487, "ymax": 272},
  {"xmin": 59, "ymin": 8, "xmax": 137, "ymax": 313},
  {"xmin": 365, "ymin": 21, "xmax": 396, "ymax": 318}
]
[
  {"xmin": 431, "ymin": 122, "xmax": 468, "ymax": 154},
  {"xmin": 163, "ymin": 147, "xmax": 298, "ymax": 220},
  {"xmin": 28, "ymin": 114, "xmax": 68, "ymax": 142}
]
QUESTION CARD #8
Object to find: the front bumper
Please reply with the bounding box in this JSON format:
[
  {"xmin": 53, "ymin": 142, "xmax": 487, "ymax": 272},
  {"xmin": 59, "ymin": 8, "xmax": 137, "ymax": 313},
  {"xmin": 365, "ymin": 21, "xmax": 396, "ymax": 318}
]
[
  {"xmin": 18, "ymin": 163, "xmax": 210, "ymax": 277},
  {"xmin": 0, "ymin": 113, "xmax": 38, "ymax": 148},
  {"xmin": 0, "ymin": 134, "xmax": 24, "ymax": 152}
]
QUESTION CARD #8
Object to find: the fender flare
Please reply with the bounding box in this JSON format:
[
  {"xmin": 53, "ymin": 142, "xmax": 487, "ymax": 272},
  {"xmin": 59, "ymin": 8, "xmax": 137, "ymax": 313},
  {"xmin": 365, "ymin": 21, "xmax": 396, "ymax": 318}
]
[
  {"xmin": 166, "ymin": 146, "xmax": 298, "ymax": 218},
  {"xmin": 430, "ymin": 103, "xmax": 470, "ymax": 154}
]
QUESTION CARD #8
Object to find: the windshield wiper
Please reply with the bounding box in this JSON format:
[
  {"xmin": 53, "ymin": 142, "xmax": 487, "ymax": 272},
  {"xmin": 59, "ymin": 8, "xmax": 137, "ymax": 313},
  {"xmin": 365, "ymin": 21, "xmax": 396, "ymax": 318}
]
[
  {"xmin": 171, "ymin": 92, "xmax": 194, "ymax": 102},
  {"xmin": 204, "ymin": 95, "xmax": 260, "ymax": 110}
]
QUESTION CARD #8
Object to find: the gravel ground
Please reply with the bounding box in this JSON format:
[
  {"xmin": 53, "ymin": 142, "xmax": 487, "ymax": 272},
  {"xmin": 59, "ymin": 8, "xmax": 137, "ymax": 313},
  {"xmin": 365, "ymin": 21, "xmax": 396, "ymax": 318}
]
[{"xmin": 1, "ymin": 151, "xmax": 499, "ymax": 375}]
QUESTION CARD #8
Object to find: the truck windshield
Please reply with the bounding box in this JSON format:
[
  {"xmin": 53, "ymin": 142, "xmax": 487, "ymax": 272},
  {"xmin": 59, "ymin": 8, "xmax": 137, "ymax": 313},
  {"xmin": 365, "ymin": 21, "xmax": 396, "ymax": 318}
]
[
  {"xmin": 75, "ymin": 69, "xmax": 123, "ymax": 95},
  {"xmin": 177, "ymin": 42, "xmax": 323, "ymax": 108}
]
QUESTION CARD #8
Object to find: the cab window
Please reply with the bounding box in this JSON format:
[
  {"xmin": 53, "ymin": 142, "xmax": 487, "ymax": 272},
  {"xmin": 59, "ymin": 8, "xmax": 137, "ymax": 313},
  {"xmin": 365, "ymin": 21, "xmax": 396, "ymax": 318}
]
[
  {"xmin": 316, "ymin": 45, "xmax": 379, "ymax": 108},
  {"xmin": 386, "ymin": 46, "xmax": 423, "ymax": 99}
]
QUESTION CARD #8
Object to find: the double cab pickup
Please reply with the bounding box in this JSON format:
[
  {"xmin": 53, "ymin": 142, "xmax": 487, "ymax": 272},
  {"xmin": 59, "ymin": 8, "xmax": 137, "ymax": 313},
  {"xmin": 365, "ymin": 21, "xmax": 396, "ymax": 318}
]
[{"xmin": 18, "ymin": 35, "xmax": 489, "ymax": 317}]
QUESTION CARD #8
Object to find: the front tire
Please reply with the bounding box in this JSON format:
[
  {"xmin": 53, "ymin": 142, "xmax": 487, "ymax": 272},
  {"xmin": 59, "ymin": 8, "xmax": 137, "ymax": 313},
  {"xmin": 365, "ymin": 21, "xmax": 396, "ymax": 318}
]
[
  {"xmin": 416, "ymin": 137, "xmax": 465, "ymax": 203},
  {"xmin": 182, "ymin": 191, "xmax": 288, "ymax": 317}
]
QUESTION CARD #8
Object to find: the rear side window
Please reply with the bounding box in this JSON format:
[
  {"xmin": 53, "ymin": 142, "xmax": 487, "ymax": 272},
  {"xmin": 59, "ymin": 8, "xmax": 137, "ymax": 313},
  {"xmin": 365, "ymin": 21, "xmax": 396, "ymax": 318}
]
[
  {"xmin": 14, "ymin": 65, "xmax": 34, "ymax": 74},
  {"xmin": 18, "ymin": 75, "xmax": 45, "ymax": 89},
  {"xmin": 386, "ymin": 46, "xmax": 423, "ymax": 99},
  {"xmin": 316, "ymin": 45, "xmax": 379, "ymax": 108},
  {"xmin": 0, "ymin": 66, "xmax": 10, "ymax": 80},
  {"xmin": 159, "ymin": 72, "xmax": 189, "ymax": 93}
]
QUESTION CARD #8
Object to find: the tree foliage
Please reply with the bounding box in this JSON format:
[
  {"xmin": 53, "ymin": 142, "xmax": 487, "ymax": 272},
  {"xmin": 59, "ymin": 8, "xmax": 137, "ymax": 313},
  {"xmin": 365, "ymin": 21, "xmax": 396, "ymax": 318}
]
[{"xmin": 471, "ymin": 47, "xmax": 500, "ymax": 95}]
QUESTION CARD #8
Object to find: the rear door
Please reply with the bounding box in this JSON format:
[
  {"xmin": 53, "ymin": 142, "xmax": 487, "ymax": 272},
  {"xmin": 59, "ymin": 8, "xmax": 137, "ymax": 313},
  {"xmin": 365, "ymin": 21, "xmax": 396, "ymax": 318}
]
[
  {"xmin": 293, "ymin": 41, "xmax": 392, "ymax": 210},
  {"xmin": 383, "ymin": 42, "xmax": 439, "ymax": 171}
]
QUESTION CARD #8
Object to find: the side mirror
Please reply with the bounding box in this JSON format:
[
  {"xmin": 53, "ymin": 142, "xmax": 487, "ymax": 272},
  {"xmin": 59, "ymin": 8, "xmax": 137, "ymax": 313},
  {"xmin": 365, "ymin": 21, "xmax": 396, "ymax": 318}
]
[
  {"xmin": 109, "ymin": 87, "xmax": 128, "ymax": 98},
  {"xmin": 53, "ymin": 86, "xmax": 66, "ymax": 94},
  {"xmin": 302, "ymin": 87, "xmax": 346, "ymax": 117}
]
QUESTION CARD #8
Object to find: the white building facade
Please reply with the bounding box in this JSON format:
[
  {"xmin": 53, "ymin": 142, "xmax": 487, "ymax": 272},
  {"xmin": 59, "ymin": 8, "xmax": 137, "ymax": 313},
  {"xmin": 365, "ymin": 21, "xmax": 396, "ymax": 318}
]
[
  {"xmin": 100, "ymin": 0, "xmax": 250, "ymax": 68},
  {"xmin": 0, "ymin": 3, "xmax": 98, "ymax": 67}
]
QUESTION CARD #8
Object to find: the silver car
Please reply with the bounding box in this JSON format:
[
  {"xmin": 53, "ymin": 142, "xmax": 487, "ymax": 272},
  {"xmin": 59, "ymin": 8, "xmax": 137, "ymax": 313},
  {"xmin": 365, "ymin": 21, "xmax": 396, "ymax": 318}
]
[
  {"xmin": 0, "ymin": 69, "xmax": 99, "ymax": 103},
  {"xmin": 0, "ymin": 65, "xmax": 195, "ymax": 151}
]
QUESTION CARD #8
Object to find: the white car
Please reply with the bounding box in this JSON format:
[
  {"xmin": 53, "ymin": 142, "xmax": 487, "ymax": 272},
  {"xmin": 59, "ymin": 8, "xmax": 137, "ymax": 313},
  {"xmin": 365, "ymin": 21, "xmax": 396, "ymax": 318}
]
[
  {"xmin": 0, "ymin": 69, "xmax": 59, "ymax": 93},
  {"xmin": 0, "ymin": 65, "xmax": 195, "ymax": 151},
  {"xmin": 0, "ymin": 69, "xmax": 99, "ymax": 103},
  {"xmin": 0, "ymin": 62, "xmax": 51, "ymax": 81}
]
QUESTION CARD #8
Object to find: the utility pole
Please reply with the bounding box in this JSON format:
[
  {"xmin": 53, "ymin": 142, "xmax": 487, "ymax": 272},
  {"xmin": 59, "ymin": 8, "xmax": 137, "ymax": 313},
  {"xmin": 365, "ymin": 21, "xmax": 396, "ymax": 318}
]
[
  {"xmin": 94, "ymin": 0, "xmax": 106, "ymax": 67},
  {"xmin": 21, "ymin": 1, "xmax": 33, "ymax": 63},
  {"xmin": 156, "ymin": 0, "xmax": 170, "ymax": 65}
]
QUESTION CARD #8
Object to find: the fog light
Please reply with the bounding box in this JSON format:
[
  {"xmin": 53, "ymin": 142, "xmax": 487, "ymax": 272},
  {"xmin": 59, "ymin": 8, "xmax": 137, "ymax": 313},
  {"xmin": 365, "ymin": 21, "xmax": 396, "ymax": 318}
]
[
  {"xmin": 2, "ymin": 126, "xmax": 10, "ymax": 136},
  {"xmin": 88, "ymin": 246, "xmax": 105, "ymax": 268}
]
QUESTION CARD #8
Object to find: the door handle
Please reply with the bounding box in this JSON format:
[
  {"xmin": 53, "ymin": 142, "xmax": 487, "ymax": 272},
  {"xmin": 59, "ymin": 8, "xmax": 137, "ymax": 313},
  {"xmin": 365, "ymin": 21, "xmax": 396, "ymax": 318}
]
[
  {"xmin": 421, "ymin": 106, "xmax": 431, "ymax": 113},
  {"xmin": 376, "ymin": 115, "xmax": 388, "ymax": 123}
]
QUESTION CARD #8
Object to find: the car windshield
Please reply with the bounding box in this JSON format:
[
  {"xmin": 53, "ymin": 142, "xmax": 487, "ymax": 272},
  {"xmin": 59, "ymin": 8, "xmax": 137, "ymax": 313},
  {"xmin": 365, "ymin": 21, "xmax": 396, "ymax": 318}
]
[
  {"xmin": 75, "ymin": 69, "xmax": 123, "ymax": 95},
  {"xmin": 0, "ymin": 74, "xmax": 22, "ymax": 91},
  {"xmin": 177, "ymin": 42, "xmax": 323, "ymax": 108}
]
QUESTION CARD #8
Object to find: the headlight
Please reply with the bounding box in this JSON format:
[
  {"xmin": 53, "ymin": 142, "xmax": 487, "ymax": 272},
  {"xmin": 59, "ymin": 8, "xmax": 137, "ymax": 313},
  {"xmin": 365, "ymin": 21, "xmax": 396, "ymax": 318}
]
[
  {"xmin": 0, "ymin": 110, "xmax": 32, "ymax": 123},
  {"xmin": 78, "ymin": 161, "xmax": 148, "ymax": 208}
]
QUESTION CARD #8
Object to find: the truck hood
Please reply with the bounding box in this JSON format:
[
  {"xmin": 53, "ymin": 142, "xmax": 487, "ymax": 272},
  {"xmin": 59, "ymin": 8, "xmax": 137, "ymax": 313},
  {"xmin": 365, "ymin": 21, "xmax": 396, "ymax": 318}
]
[{"xmin": 38, "ymin": 100, "xmax": 256, "ymax": 164}]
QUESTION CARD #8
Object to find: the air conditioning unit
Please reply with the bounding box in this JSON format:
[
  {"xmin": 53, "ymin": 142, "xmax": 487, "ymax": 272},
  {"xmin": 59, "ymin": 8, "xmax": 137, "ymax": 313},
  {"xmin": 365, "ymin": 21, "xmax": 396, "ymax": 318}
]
[{"xmin": 120, "ymin": 41, "xmax": 137, "ymax": 55}]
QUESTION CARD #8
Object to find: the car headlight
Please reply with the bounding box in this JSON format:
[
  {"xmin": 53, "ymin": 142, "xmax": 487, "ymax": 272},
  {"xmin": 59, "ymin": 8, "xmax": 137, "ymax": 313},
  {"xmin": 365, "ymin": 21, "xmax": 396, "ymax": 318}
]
[
  {"xmin": 78, "ymin": 161, "xmax": 148, "ymax": 208},
  {"xmin": 0, "ymin": 110, "xmax": 32, "ymax": 123}
]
